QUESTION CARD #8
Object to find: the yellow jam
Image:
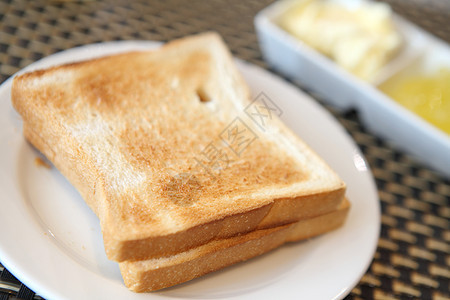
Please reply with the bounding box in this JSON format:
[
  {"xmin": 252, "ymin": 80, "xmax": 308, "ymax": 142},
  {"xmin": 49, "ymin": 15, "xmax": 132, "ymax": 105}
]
[{"xmin": 380, "ymin": 68, "xmax": 450, "ymax": 135}]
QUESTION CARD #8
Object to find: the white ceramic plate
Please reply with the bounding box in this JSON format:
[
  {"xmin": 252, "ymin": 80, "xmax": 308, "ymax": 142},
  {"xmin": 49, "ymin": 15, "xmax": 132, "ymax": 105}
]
[{"xmin": 0, "ymin": 41, "xmax": 380, "ymax": 300}]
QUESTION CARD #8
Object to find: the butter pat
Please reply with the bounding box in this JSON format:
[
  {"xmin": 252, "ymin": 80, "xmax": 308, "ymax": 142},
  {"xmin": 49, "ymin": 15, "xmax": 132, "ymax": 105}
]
[{"xmin": 279, "ymin": 0, "xmax": 402, "ymax": 81}]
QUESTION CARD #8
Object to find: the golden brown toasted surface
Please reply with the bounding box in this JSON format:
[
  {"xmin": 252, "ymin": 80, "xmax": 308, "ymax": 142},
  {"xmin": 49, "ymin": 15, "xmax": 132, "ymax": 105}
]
[
  {"xmin": 21, "ymin": 106, "xmax": 345, "ymax": 262},
  {"xmin": 12, "ymin": 32, "xmax": 346, "ymax": 260}
]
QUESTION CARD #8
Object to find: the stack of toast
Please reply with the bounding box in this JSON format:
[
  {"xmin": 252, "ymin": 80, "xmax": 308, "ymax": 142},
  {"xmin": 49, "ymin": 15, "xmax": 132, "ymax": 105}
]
[{"xmin": 11, "ymin": 32, "xmax": 349, "ymax": 292}]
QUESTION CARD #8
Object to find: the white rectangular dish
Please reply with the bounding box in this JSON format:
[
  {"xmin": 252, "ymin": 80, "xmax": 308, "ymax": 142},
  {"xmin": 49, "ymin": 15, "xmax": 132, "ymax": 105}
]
[{"xmin": 255, "ymin": 0, "xmax": 450, "ymax": 177}]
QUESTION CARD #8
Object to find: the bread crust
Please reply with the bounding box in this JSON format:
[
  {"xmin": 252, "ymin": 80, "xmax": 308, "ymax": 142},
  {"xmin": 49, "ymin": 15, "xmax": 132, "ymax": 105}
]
[
  {"xmin": 11, "ymin": 32, "xmax": 346, "ymax": 262},
  {"xmin": 106, "ymin": 186, "xmax": 344, "ymax": 261},
  {"xmin": 120, "ymin": 199, "xmax": 350, "ymax": 292}
]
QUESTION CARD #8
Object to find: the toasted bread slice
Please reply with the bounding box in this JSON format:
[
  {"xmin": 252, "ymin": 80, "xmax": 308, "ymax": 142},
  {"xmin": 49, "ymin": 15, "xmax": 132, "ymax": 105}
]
[
  {"xmin": 11, "ymin": 32, "xmax": 345, "ymax": 261},
  {"xmin": 120, "ymin": 199, "xmax": 350, "ymax": 292}
]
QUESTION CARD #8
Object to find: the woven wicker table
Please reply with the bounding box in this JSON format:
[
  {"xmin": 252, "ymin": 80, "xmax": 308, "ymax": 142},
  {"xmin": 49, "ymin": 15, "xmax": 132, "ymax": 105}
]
[{"xmin": 0, "ymin": 0, "xmax": 449, "ymax": 299}]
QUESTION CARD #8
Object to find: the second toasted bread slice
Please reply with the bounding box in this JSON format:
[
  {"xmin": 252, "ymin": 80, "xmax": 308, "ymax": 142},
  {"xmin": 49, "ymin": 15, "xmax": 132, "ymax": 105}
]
[{"xmin": 120, "ymin": 199, "xmax": 350, "ymax": 292}]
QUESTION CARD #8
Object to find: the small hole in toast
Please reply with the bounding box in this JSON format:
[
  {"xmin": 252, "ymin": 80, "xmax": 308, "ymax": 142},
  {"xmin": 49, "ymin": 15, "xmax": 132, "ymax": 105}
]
[{"xmin": 196, "ymin": 87, "xmax": 211, "ymax": 102}]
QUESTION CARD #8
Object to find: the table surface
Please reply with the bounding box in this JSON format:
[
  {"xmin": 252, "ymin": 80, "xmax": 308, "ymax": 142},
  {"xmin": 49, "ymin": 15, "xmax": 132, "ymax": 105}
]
[{"xmin": 0, "ymin": 0, "xmax": 449, "ymax": 299}]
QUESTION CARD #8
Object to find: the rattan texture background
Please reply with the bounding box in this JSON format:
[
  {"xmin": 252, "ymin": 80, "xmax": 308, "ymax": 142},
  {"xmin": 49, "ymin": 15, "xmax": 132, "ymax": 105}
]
[{"xmin": 0, "ymin": 0, "xmax": 449, "ymax": 299}]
